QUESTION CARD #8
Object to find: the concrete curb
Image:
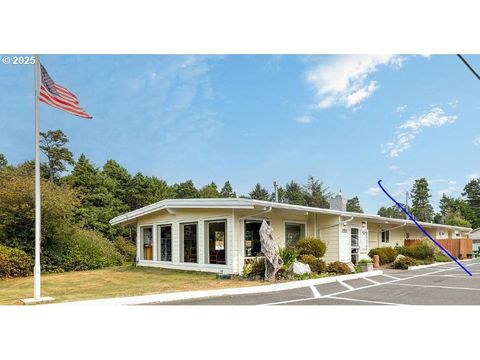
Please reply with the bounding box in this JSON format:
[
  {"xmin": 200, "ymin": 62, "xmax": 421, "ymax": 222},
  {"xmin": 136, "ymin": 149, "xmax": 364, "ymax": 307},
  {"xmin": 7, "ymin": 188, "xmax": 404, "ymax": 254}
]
[
  {"xmin": 407, "ymin": 258, "xmax": 474, "ymax": 271},
  {"xmin": 50, "ymin": 270, "xmax": 384, "ymax": 306}
]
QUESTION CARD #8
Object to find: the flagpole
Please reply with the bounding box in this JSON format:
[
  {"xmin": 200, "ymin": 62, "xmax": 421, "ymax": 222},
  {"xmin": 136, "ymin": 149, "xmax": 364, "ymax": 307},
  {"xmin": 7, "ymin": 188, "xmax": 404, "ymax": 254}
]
[{"xmin": 33, "ymin": 54, "xmax": 41, "ymax": 300}]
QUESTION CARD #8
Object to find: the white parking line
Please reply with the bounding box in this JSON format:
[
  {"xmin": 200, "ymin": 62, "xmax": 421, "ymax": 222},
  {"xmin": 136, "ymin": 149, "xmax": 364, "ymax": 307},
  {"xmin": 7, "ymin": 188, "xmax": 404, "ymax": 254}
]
[
  {"xmin": 261, "ymin": 260, "xmax": 480, "ymax": 306},
  {"xmin": 328, "ymin": 296, "xmax": 404, "ymax": 306},
  {"xmin": 363, "ymin": 277, "xmax": 380, "ymax": 284},
  {"xmin": 337, "ymin": 280, "xmax": 354, "ymax": 290},
  {"xmin": 310, "ymin": 286, "xmax": 321, "ymax": 298},
  {"xmin": 390, "ymin": 283, "xmax": 480, "ymax": 292},
  {"xmin": 381, "ymin": 274, "xmax": 401, "ymax": 280}
]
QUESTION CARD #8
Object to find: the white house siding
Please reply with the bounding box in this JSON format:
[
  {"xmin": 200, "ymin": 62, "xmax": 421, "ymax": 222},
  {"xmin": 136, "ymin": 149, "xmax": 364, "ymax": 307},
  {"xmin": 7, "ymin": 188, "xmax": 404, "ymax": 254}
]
[
  {"xmin": 136, "ymin": 208, "xmax": 236, "ymax": 274},
  {"xmin": 317, "ymin": 214, "xmax": 341, "ymax": 263}
]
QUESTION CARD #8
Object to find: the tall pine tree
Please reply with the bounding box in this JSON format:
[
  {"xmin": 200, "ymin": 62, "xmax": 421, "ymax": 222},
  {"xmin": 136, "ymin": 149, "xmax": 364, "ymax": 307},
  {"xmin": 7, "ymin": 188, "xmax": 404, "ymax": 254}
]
[{"xmin": 410, "ymin": 178, "xmax": 434, "ymax": 222}]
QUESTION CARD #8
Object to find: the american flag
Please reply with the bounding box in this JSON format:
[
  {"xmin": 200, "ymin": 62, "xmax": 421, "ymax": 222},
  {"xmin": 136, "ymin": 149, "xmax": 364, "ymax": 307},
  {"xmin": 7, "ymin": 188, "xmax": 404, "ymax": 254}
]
[{"xmin": 39, "ymin": 64, "xmax": 93, "ymax": 119}]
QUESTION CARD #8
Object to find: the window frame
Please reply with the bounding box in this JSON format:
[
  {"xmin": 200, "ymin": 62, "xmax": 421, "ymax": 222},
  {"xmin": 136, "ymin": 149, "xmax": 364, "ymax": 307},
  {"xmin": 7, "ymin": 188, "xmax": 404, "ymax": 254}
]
[
  {"xmin": 140, "ymin": 225, "xmax": 154, "ymax": 261},
  {"xmin": 157, "ymin": 223, "xmax": 173, "ymax": 262},
  {"xmin": 180, "ymin": 222, "xmax": 199, "ymax": 264},
  {"xmin": 380, "ymin": 229, "xmax": 390, "ymax": 243},
  {"xmin": 243, "ymin": 218, "xmax": 271, "ymax": 258},
  {"xmin": 205, "ymin": 219, "xmax": 228, "ymax": 266},
  {"xmin": 283, "ymin": 220, "xmax": 307, "ymax": 248}
]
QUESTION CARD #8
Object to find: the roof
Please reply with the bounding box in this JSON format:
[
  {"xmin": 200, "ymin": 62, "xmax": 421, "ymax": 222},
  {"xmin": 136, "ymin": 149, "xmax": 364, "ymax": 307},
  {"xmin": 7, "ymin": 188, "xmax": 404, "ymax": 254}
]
[{"xmin": 109, "ymin": 198, "xmax": 472, "ymax": 231}]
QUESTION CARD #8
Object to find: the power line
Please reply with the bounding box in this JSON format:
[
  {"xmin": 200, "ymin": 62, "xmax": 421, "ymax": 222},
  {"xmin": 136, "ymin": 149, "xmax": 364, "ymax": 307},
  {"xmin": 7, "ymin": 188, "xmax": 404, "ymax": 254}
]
[{"xmin": 457, "ymin": 54, "xmax": 480, "ymax": 80}]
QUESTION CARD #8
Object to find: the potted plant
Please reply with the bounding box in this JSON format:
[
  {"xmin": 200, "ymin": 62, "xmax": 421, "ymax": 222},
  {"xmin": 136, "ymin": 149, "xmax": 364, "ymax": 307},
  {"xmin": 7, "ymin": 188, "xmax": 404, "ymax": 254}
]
[{"xmin": 358, "ymin": 258, "xmax": 373, "ymax": 272}]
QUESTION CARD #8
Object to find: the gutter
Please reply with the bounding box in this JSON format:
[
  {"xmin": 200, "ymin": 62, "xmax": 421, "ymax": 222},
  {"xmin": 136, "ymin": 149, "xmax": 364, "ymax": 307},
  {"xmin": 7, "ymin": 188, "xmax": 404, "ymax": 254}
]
[{"xmin": 238, "ymin": 206, "xmax": 273, "ymax": 220}]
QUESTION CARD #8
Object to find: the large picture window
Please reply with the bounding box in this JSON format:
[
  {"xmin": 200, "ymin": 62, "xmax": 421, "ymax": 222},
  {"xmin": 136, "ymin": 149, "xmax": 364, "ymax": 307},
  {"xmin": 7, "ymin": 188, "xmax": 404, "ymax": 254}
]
[
  {"xmin": 285, "ymin": 222, "xmax": 306, "ymax": 247},
  {"xmin": 206, "ymin": 220, "xmax": 226, "ymax": 265},
  {"xmin": 157, "ymin": 225, "xmax": 172, "ymax": 262},
  {"xmin": 181, "ymin": 223, "xmax": 198, "ymax": 263},
  {"xmin": 141, "ymin": 226, "xmax": 153, "ymax": 260},
  {"xmin": 244, "ymin": 220, "xmax": 269, "ymax": 257}
]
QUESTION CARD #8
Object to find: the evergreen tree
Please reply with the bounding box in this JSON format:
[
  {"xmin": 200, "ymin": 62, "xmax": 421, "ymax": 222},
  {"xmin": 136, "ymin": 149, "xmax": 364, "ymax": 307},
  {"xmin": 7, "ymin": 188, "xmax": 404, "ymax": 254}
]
[
  {"xmin": 128, "ymin": 173, "xmax": 173, "ymax": 209},
  {"xmin": 410, "ymin": 178, "xmax": 434, "ymax": 222},
  {"xmin": 40, "ymin": 130, "xmax": 75, "ymax": 181},
  {"xmin": 303, "ymin": 176, "xmax": 331, "ymax": 208},
  {"xmin": 346, "ymin": 196, "xmax": 363, "ymax": 213},
  {"xmin": 284, "ymin": 181, "xmax": 306, "ymax": 205},
  {"xmin": 463, "ymin": 178, "xmax": 480, "ymax": 228},
  {"xmin": 103, "ymin": 159, "xmax": 132, "ymax": 205},
  {"xmin": 172, "ymin": 180, "xmax": 199, "ymax": 199},
  {"xmin": 0, "ymin": 153, "xmax": 7, "ymax": 170},
  {"xmin": 377, "ymin": 204, "xmax": 405, "ymax": 219},
  {"xmin": 249, "ymin": 183, "xmax": 270, "ymax": 200},
  {"xmin": 199, "ymin": 182, "xmax": 220, "ymax": 198},
  {"xmin": 220, "ymin": 181, "xmax": 236, "ymax": 198}
]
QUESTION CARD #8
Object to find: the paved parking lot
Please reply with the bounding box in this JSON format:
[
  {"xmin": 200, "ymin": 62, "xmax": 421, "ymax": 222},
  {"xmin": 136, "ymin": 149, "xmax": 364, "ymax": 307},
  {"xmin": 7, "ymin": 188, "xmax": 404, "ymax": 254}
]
[{"xmin": 151, "ymin": 260, "xmax": 480, "ymax": 305}]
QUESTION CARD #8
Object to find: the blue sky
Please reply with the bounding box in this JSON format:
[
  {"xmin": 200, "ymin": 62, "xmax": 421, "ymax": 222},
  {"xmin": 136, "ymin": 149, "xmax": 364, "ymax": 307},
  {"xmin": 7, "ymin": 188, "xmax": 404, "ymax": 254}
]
[{"xmin": 1, "ymin": 54, "xmax": 479, "ymax": 213}]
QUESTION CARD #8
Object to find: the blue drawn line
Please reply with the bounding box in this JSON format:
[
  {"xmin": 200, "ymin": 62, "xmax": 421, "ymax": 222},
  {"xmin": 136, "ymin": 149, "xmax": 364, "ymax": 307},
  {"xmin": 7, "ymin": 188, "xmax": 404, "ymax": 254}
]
[{"xmin": 377, "ymin": 180, "xmax": 473, "ymax": 276}]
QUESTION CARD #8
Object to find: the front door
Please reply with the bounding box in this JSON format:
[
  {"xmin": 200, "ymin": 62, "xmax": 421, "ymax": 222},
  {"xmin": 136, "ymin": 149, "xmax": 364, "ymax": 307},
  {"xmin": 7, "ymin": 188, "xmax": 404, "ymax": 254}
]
[{"xmin": 350, "ymin": 227, "xmax": 359, "ymax": 265}]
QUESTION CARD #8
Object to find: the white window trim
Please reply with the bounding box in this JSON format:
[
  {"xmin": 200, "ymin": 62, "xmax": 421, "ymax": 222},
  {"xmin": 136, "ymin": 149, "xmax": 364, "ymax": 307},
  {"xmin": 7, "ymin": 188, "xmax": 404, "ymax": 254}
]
[
  {"xmin": 380, "ymin": 229, "xmax": 390, "ymax": 243},
  {"xmin": 139, "ymin": 224, "xmax": 154, "ymax": 261},
  {"xmin": 283, "ymin": 220, "xmax": 308, "ymax": 247},
  {"xmin": 204, "ymin": 218, "xmax": 229, "ymax": 266},
  {"xmin": 242, "ymin": 217, "xmax": 272, "ymax": 258},
  {"xmin": 179, "ymin": 221, "xmax": 199, "ymax": 264},
  {"xmin": 157, "ymin": 223, "xmax": 173, "ymax": 263}
]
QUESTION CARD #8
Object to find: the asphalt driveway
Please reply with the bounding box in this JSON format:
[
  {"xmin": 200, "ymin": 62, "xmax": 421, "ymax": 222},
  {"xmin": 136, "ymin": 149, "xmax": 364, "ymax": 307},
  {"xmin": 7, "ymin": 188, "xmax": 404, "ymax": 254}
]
[{"xmin": 150, "ymin": 259, "xmax": 480, "ymax": 305}]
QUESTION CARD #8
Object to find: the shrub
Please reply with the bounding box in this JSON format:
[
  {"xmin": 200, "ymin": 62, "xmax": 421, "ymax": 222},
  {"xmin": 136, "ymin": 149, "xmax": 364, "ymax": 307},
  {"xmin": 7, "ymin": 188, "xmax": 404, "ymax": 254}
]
[
  {"xmin": 434, "ymin": 253, "xmax": 451, "ymax": 262},
  {"xmin": 42, "ymin": 228, "xmax": 124, "ymax": 272},
  {"xmin": 298, "ymin": 254, "xmax": 327, "ymax": 274},
  {"xmin": 242, "ymin": 258, "xmax": 266, "ymax": 278},
  {"xmin": 358, "ymin": 258, "xmax": 373, "ymax": 264},
  {"xmin": 295, "ymin": 237, "xmax": 327, "ymax": 258},
  {"xmin": 327, "ymin": 261, "xmax": 352, "ymax": 275},
  {"xmin": 0, "ymin": 244, "xmax": 33, "ymax": 278},
  {"xmin": 279, "ymin": 247, "xmax": 299, "ymax": 268},
  {"xmin": 392, "ymin": 256, "xmax": 418, "ymax": 269},
  {"xmin": 368, "ymin": 247, "xmax": 398, "ymax": 265},
  {"xmin": 113, "ymin": 237, "xmax": 136, "ymax": 263},
  {"xmin": 397, "ymin": 241, "xmax": 435, "ymax": 261}
]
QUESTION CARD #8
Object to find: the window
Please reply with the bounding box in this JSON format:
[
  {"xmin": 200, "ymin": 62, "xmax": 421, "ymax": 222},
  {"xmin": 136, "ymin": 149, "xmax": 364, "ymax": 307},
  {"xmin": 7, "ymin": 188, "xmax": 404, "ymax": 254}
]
[
  {"xmin": 351, "ymin": 228, "xmax": 359, "ymax": 264},
  {"xmin": 244, "ymin": 220, "xmax": 269, "ymax": 257},
  {"xmin": 206, "ymin": 220, "xmax": 227, "ymax": 265},
  {"xmin": 141, "ymin": 226, "xmax": 153, "ymax": 260},
  {"xmin": 381, "ymin": 229, "xmax": 390, "ymax": 243},
  {"xmin": 157, "ymin": 225, "xmax": 172, "ymax": 262},
  {"xmin": 285, "ymin": 222, "xmax": 306, "ymax": 247},
  {"xmin": 180, "ymin": 223, "xmax": 198, "ymax": 263}
]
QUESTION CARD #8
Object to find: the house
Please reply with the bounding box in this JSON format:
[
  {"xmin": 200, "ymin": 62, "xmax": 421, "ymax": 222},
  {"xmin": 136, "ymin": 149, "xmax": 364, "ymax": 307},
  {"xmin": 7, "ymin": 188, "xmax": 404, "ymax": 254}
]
[
  {"xmin": 470, "ymin": 228, "xmax": 480, "ymax": 251},
  {"xmin": 109, "ymin": 196, "xmax": 472, "ymax": 275}
]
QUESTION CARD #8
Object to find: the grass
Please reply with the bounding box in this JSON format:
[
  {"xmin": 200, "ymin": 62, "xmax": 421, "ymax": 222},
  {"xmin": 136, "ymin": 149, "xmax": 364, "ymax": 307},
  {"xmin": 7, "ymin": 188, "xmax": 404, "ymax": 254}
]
[{"xmin": 0, "ymin": 265, "xmax": 264, "ymax": 305}]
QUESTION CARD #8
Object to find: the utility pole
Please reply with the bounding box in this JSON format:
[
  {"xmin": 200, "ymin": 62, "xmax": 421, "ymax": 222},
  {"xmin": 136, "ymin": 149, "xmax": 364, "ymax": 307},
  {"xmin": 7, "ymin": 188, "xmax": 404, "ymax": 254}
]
[
  {"xmin": 273, "ymin": 181, "xmax": 279, "ymax": 202},
  {"xmin": 405, "ymin": 191, "xmax": 409, "ymax": 219}
]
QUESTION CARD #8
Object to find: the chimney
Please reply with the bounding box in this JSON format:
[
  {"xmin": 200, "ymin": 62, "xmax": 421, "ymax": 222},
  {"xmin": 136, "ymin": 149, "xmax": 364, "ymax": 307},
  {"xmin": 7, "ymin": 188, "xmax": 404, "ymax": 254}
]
[{"xmin": 328, "ymin": 189, "xmax": 347, "ymax": 212}]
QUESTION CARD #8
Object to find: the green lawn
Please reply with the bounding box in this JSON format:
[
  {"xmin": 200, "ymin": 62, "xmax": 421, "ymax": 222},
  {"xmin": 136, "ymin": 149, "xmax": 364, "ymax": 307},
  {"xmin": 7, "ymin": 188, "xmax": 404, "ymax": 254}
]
[{"xmin": 0, "ymin": 266, "xmax": 264, "ymax": 305}]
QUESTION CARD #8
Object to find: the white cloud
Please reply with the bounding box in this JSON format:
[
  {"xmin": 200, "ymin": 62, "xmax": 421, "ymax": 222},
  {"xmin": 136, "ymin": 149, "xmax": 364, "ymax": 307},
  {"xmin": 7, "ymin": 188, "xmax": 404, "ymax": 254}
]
[
  {"xmin": 474, "ymin": 135, "xmax": 480, "ymax": 146},
  {"xmin": 395, "ymin": 105, "xmax": 407, "ymax": 113},
  {"xmin": 307, "ymin": 55, "xmax": 404, "ymax": 110},
  {"xmin": 366, "ymin": 187, "xmax": 381, "ymax": 196},
  {"xmin": 448, "ymin": 99, "xmax": 459, "ymax": 108},
  {"xmin": 382, "ymin": 107, "xmax": 457, "ymax": 157},
  {"xmin": 389, "ymin": 165, "xmax": 400, "ymax": 170},
  {"xmin": 296, "ymin": 115, "xmax": 312, "ymax": 124},
  {"xmin": 438, "ymin": 184, "xmax": 460, "ymax": 196},
  {"xmin": 466, "ymin": 173, "xmax": 480, "ymax": 180}
]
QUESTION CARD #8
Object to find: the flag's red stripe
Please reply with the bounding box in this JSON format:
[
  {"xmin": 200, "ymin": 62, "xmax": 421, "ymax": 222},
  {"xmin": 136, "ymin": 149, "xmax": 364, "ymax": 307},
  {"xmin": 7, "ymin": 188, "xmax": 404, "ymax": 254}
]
[
  {"xmin": 40, "ymin": 86, "xmax": 84, "ymax": 110},
  {"xmin": 40, "ymin": 95, "xmax": 92, "ymax": 119},
  {"xmin": 39, "ymin": 94, "xmax": 91, "ymax": 119},
  {"xmin": 55, "ymin": 83, "xmax": 78, "ymax": 99},
  {"xmin": 54, "ymin": 85, "xmax": 79, "ymax": 104},
  {"xmin": 39, "ymin": 90, "xmax": 92, "ymax": 118}
]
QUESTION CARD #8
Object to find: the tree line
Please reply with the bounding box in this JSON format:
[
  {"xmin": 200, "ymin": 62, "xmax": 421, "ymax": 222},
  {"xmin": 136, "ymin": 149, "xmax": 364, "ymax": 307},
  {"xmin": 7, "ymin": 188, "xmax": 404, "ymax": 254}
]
[{"xmin": 377, "ymin": 177, "xmax": 480, "ymax": 229}]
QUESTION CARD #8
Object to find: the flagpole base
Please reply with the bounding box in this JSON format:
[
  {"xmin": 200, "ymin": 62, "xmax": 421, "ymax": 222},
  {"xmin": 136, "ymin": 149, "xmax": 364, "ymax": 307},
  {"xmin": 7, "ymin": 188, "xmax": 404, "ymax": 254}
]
[{"xmin": 20, "ymin": 296, "xmax": 55, "ymax": 305}]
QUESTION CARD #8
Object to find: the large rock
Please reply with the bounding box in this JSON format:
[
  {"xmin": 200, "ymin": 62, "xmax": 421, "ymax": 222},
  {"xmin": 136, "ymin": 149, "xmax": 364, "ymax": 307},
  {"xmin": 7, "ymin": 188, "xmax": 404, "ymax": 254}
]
[
  {"xmin": 288, "ymin": 261, "xmax": 312, "ymax": 275},
  {"xmin": 346, "ymin": 262, "xmax": 356, "ymax": 273},
  {"xmin": 395, "ymin": 254, "xmax": 405, "ymax": 262}
]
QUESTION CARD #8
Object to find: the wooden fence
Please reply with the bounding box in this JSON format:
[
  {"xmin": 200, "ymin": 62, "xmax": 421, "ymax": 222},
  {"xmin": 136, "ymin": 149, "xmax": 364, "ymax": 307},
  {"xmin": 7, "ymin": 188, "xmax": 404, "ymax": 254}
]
[{"xmin": 404, "ymin": 238, "xmax": 472, "ymax": 259}]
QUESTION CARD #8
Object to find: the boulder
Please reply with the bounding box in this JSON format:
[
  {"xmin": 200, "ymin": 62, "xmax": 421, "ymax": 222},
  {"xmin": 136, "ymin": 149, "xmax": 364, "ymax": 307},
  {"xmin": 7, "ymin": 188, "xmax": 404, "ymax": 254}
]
[
  {"xmin": 346, "ymin": 262, "xmax": 356, "ymax": 273},
  {"xmin": 395, "ymin": 254, "xmax": 405, "ymax": 262},
  {"xmin": 288, "ymin": 261, "xmax": 311, "ymax": 275}
]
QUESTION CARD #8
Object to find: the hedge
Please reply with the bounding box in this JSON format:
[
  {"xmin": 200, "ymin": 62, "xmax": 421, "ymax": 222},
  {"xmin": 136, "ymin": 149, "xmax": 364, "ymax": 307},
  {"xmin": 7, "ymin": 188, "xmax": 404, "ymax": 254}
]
[
  {"xmin": 368, "ymin": 247, "xmax": 398, "ymax": 265},
  {"xmin": 327, "ymin": 261, "xmax": 352, "ymax": 274},
  {"xmin": 0, "ymin": 244, "xmax": 33, "ymax": 278},
  {"xmin": 295, "ymin": 237, "xmax": 327, "ymax": 258},
  {"xmin": 298, "ymin": 254, "xmax": 327, "ymax": 274}
]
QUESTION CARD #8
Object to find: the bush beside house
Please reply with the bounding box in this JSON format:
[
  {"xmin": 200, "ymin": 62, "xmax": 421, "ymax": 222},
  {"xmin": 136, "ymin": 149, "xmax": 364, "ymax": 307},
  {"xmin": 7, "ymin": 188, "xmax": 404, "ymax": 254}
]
[
  {"xmin": 0, "ymin": 244, "xmax": 34, "ymax": 278},
  {"xmin": 368, "ymin": 247, "xmax": 398, "ymax": 265}
]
